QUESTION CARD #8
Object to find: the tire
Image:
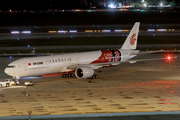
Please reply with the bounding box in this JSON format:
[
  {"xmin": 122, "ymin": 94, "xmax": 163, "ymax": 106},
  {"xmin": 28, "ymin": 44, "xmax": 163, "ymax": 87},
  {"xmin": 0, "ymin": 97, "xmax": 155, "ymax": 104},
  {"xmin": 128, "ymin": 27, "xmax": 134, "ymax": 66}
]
[
  {"xmin": 71, "ymin": 74, "xmax": 74, "ymax": 77},
  {"xmin": 68, "ymin": 74, "xmax": 72, "ymax": 77},
  {"xmin": 6, "ymin": 83, "xmax": 9, "ymax": 87},
  {"xmin": 62, "ymin": 74, "xmax": 65, "ymax": 78},
  {"xmin": 65, "ymin": 74, "xmax": 69, "ymax": 78}
]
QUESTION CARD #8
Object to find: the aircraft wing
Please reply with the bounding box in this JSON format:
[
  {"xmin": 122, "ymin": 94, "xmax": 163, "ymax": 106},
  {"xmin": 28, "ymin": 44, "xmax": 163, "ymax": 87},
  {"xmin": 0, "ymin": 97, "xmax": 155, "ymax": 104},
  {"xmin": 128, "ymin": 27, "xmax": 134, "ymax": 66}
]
[
  {"xmin": 67, "ymin": 56, "xmax": 177, "ymax": 70},
  {"xmin": 131, "ymin": 50, "xmax": 163, "ymax": 55},
  {"xmin": 132, "ymin": 50, "xmax": 180, "ymax": 55}
]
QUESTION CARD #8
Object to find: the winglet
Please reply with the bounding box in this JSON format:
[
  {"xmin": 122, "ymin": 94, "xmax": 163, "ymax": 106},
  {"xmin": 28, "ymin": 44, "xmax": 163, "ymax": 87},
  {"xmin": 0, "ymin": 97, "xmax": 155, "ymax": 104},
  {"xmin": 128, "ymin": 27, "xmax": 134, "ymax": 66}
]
[{"xmin": 121, "ymin": 22, "xmax": 140, "ymax": 50}]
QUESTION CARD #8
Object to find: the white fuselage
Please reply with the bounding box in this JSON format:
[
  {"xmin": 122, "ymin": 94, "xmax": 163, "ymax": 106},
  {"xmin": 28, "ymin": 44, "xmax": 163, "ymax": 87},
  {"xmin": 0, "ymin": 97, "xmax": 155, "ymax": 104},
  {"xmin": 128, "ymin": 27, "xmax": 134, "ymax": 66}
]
[{"xmin": 4, "ymin": 49, "xmax": 135, "ymax": 79}]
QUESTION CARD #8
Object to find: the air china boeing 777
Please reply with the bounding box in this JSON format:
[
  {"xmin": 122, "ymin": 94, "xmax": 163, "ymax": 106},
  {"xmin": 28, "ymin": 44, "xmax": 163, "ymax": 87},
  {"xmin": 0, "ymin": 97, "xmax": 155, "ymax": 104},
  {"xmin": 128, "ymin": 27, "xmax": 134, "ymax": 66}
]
[{"xmin": 4, "ymin": 22, "xmax": 172, "ymax": 80}]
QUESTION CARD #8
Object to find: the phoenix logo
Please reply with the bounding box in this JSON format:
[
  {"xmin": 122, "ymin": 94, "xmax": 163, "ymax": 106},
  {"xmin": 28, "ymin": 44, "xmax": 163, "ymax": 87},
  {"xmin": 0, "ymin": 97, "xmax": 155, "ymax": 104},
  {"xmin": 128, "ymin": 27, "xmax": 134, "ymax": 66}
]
[{"xmin": 130, "ymin": 33, "xmax": 136, "ymax": 45}]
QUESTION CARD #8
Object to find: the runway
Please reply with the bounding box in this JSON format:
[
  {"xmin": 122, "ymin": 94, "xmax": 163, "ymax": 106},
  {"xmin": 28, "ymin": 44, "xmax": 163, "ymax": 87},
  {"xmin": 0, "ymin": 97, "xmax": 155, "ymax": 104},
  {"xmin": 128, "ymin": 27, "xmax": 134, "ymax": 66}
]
[{"xmin": 0, "ymin": 53, "xmax": 180, "ymax": 117}]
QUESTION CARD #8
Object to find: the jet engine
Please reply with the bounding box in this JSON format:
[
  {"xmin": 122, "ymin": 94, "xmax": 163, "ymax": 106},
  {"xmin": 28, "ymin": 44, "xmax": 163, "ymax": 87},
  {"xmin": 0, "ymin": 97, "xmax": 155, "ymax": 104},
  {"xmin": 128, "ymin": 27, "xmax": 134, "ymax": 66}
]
[{"xmin": 75, "ymin": 67, "xmax": 94, "ymax": 79}]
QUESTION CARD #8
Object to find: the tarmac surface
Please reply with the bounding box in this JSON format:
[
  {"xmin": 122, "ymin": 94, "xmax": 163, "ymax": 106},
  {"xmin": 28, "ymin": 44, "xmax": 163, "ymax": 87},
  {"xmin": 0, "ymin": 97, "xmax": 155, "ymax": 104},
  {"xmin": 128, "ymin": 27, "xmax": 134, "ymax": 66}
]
[{"xmin": 0, "ymin": 53, "xmax": 180, "ymax": 117}]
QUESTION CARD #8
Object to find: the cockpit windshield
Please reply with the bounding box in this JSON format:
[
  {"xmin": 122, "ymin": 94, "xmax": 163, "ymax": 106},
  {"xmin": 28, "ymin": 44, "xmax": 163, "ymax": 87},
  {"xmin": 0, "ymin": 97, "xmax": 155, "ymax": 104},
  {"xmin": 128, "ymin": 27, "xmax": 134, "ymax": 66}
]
[{"xmin": 6, "ymin": 65, "xmax": 15, "ymax": 68}]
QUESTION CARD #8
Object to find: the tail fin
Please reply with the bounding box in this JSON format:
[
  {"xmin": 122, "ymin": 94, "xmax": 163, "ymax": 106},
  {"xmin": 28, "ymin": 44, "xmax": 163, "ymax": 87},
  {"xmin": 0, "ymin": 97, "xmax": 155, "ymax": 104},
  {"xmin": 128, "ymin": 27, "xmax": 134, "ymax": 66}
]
[{"xmin": 121, "ymin": 22, "xmax": 140, "ymax": 50}]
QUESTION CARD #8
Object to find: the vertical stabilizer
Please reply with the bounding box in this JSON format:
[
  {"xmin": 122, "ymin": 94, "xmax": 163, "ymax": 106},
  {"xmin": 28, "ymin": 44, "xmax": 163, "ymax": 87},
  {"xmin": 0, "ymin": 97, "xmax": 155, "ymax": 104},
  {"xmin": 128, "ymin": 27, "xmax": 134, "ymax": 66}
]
[{"xmin": 121, "ymin": 22, "xmax": 140, "ymax": 50}]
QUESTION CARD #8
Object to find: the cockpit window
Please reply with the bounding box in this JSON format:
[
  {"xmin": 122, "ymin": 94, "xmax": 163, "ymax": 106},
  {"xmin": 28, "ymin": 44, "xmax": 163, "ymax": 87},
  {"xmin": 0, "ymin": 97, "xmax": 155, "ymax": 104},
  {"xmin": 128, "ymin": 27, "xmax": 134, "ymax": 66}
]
[{"xmin": 6, "ymin": 65, "xmax": 15, "ymax": 68}]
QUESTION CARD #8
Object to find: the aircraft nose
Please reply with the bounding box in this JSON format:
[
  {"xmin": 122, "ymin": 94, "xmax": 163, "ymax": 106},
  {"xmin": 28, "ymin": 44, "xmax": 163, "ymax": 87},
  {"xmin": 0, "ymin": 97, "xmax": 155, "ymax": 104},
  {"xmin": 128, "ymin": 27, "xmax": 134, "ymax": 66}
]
[{"xmin": 4, "ymin": 68, "xmax": 10, "ymax": 75}]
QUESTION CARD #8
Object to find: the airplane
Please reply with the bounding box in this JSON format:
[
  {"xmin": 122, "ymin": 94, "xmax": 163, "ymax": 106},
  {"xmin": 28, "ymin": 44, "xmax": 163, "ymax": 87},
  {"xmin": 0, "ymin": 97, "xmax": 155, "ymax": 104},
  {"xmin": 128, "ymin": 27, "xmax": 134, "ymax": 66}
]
[{"xmin": 4, "ymin": 22, "xmax": 175, "ymax": 80}]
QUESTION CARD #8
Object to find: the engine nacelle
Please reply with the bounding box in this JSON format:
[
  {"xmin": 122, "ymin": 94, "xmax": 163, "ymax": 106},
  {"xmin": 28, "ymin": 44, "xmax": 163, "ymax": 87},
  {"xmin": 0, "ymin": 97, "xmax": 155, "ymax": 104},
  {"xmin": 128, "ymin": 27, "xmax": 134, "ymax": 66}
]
[{"xmin": 75, "ymin": 67, "xmax": 94, "ymax": 79}]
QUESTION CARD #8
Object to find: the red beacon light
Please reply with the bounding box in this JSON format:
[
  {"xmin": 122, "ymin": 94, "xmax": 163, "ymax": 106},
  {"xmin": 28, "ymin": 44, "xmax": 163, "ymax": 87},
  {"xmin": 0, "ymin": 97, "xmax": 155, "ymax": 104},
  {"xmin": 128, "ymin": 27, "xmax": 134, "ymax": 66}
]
[{"xmin": 165, "ymin": 53, "xmax": 174, "ymax": 62}]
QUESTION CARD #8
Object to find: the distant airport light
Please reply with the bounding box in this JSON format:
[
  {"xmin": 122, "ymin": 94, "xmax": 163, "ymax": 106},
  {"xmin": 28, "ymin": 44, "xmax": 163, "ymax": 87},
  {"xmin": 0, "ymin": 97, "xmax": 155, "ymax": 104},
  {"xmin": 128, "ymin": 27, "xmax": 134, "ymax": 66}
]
[
  {"xmin": 156, "ymin": 29, "xmax": 167, "ymax": 31},
  {"xmin": 121, "ymin": 30, "xmax": 129, "ymax": 32},
  {"xmin": 108, "ymin": 4, "xmax": 116, "ymax": 8},
  {"xmin": 69, "ymin": 30, "xmax": 77, "ymax": 33},
  {"xmin": 58, "ymin": 31, "xmax": 66, "ymax": 33},
  {"xmin": 48, "ymin": 31, "xmax": 57, "ymax": 33},
  {"xmin": 27, "ymin": 45, "xmax": 30, "ymax": 47},
  {"xmin": 11, "ymin": 31, "xmax": 19, "ymax": 34},
  {"xmin": 148, "ymin": 29, "xmax": 155, "ymax": 31},
  {"xmin": 160, "ymin": 3, "xmax": 163, "ymax": 7},
  {"xmin": 21, "ymin": 31, "xmax": 31, "ymax": 34},
  {"xmin": 102, "ymin": 30, "xmax": 111, "ymax": 32},
  {"xmin": 85, "ymin": 30, "xmax": 93, "ymax": 32},
  {"xmin": 115, "ymin": 30, "xmax": 122, "ymax": 32},
  {"xmin": 144, "ymin": 3, "xmax": 147, "ymax": 7}
]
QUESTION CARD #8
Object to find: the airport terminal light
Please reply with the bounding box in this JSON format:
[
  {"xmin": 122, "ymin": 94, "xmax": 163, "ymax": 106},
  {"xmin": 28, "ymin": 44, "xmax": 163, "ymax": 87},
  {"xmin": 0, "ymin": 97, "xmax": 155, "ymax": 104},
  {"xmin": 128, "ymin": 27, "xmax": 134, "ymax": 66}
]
[
  {"xmin": 69, "ymin": 30, "xmax": 77, "ymax": 33},
  {"xmin": 22, "ymin": 31, "xmax": 31, "ymax": 34},
  {"xmin": 144, "ymin": 3, "xmax": 147, "ymax": 7},
  {"xmin": 11, "ymin": 31, "xmax": 19, "ymax": 34},
  {"xmin": 160, "ymin": 3, "xmax": 163, "ymax": 7},
  {"xmin": 147, "ymin": 29, "xmax": 155, "ymax": 31},
  {"xmin": 103, "ymin": 30, "xmax": 111, "ymax": 32},
  {"xmin": 115, "ymin": 30, "xmax": 122, "ymax": 32},
  {"xmin": 58, "ymin": 31, "xmax": 66, "ymax": 33}
]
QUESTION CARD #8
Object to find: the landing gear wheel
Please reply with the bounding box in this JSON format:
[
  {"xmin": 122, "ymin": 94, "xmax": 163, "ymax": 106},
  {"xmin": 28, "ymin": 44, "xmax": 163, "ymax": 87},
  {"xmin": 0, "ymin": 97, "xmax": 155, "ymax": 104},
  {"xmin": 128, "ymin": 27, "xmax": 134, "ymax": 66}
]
[
  {"xmin": 62, "ymin": 74, "xmax": 65, "ymax": 78},
  {"xmin": 62, "ymin": 73, "xmax": 75, "ymax": 78},
  {"xmin": 65, "ymin": 74, "xmax": 69, "ymax": 78},
  {"xmin": 6, "ymin": 83, "xmax": 9, "ymax": 87},
  {"xmin": 92, "ymin": 76, "xmax": 95, "ymax": 79},
  {"xmin": 70, "ymin": 74, "xmax": 74, "ymax": 77},
  {"xmin": 92, "ymin": 75, "xmax": 98, "ymax": 79}
]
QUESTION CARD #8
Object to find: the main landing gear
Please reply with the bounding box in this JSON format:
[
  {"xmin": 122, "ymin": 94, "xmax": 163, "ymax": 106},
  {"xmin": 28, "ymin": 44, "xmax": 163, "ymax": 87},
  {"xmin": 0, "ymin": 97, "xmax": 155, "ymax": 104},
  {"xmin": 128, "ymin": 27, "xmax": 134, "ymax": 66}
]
[
  {"xmin": 62, "ymin": 73, "xmax": 74, "ymax": 78},
  {"xmin": 90, "ymin": 75, "xmax": 98, "ymax": 79}
]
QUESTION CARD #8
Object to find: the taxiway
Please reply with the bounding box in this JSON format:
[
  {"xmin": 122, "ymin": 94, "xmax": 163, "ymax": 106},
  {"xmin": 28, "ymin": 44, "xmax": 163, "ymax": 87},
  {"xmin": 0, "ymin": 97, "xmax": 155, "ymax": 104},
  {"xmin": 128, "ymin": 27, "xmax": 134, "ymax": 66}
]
[{"xmin": 0, "ymin": 53, "xmax": 180, "ymax": 117}]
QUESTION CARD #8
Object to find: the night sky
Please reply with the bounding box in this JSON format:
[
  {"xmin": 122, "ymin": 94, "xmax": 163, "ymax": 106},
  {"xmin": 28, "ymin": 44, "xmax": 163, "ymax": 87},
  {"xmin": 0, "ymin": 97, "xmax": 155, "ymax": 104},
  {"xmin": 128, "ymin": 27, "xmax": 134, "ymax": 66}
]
[
  {"xmin": 0, "ymin": 0, "xmax": 82, "ymax": 10},
  {"xmin": 0, "ymin": 0, "xmax": 177, "ymax": 10}
]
